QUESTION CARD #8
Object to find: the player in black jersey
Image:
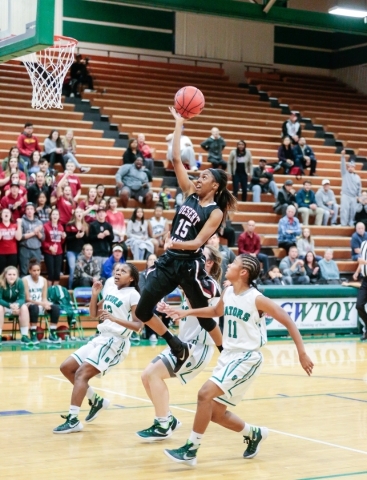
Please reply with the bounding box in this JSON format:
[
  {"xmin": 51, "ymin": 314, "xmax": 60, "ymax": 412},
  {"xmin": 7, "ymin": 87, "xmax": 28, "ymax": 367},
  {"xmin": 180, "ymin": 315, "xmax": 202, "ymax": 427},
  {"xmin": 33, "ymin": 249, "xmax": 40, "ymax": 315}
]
[{"xmin": 135, "ymin": 107, "xmax": 237, "ymax": 371}]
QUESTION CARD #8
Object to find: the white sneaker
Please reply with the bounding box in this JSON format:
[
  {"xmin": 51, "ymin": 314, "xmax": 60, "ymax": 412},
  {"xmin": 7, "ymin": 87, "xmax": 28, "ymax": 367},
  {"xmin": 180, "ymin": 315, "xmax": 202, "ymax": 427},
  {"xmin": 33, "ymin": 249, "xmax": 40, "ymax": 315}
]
[
  {"xmin": 80, "ymin": 167, "xmax": 91, "ymax": 173},
  {"xmin": 149, "ymin": 334, "xmax": 158, "ymax": 343}
]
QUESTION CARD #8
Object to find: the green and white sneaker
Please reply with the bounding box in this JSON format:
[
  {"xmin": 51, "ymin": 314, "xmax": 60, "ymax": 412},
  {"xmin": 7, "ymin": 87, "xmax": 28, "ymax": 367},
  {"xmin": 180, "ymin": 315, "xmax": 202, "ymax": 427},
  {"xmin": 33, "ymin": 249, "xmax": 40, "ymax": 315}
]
[
  {"xmin": 136, "ymin": 419, "xmax": 172, "ymax": 442},
  {"xmin": 53, "ymin": 414, "xmax": 83, "ymax": 434},
  {"xmin": 48, "ymin": 330, "xmax": 61, "ymax": 343},
  {"xmin": 30, "ymin": 330, "xmax": 40, "ymax": 344},
  {"xmin": 85, "ymin": 395, "xmax": 110, "ymax": 423},
  {"xmin": 164, "ymin": 441, "xmax": 199, "ymax": 466},
  {"xmin": 21, "ymin": 335, "xmax": 34, "ymax": 345},
  {"xmin": 169, "ymin": 415, "xmax": 182, "ymax": 432},
  {"xmin": 243, "ymin": 426, "xmax": 269, "ymax": 459}
]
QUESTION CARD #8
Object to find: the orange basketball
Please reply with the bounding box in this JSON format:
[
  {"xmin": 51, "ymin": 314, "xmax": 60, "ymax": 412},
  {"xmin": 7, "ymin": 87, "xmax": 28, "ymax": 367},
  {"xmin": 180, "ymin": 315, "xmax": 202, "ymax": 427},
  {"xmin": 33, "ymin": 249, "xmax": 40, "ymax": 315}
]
[{"xmin": 174, "ymin": 86, "xmax": 205, "ymax": 119}]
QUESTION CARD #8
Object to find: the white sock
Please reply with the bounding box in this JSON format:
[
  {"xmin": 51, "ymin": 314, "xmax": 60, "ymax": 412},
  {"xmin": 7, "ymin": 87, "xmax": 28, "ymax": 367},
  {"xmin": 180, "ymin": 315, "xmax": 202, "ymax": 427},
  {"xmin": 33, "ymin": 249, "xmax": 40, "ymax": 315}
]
[
  {"xmin": 69, "ymin": 405, "xmax": 80, "ymax": 417},
  {"xmin": 189, "ymin": 431, "xmax": 203, "ymax": 446},
  {"xmin": 240, "ymin": 424, "xmax": 252, "ymax": 437},
  {"xmin": 168, "ymin": 410, "xmax": 173, "ymax": 419},
  {"xmin": 20, "ymin": 327, "xmax": 28, "ymax": 336},
  {"xmin": 30, "ymin": 325, "xmax": 36, "ymax": 330},
  {"xmin": 50, "ymin": 325, "xmax": 56, "ymax": 330},
  {"xmin": 156, "ymin": 416, "xmax": 170, "ymax": 429},
  {"xmin": 86, "ymin": 387, "xmax": 96, "ymax": 402}
]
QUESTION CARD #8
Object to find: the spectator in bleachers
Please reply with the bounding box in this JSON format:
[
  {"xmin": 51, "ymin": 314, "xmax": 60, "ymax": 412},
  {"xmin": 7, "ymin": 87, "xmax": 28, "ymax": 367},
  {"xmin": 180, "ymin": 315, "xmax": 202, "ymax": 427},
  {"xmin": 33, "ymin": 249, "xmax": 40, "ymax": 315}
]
[
  {"xmin": 281, "ymin": 112, "xmax": 301, "ymax": 144},
  {"xmin": 17, "ymin": 123, "xmax": 41, "ymax": 166},
  {"xmin": 62, "ymin": 130, "xmax": 90, "ymax": 173},
  {"xmin": 139, "ymin": 253, "xmax": 158, "ymax": 292},
  {"xmin": 0, "ymin": 210, "xmax": 22, "ymax": 272},
  {"xmin": 102, "ymin": 244, "xmax": 126, "ymax": 280},
  {"xmin": 70, "ymin": 54, "xmax": 94, "ymax": 97},
  {"xmin": 27, "ymin": 172, "xmax": 51, "ymax": 205},
  {"xmin": 65, "ymin": 207, "xmax": 89, "ymax": 289},
  {"xmin": 35, "ymin": 192, "xmax": 51, "ymax": 224},
  {"xmin": 315, "ymin": 179, "xmax": 339, "ymax": 226},
  {"xmin": 296, "ymin": 227, "xmax": 322, "ymax": 261},
  {"xmin": 293, "ymin": 137, "xmax": 317, "ymax": 176},
  {"xmin": 0, "ymin": 157, "xmax": 27, "ymax": 192},
  {"xmin": 123, "ymin": 138, "xmax": 144, "ymax": 166},
  {"xmin": 0, "ymin": 183, "xmax": 27, "ymax": 221},
  {"xmin": 261, "ymin": 265, "xmax": 292, "ymax": 286},
  {"xmin": 278, "ymin": 205, "xmax": 301, "ymax": 253},
  {"xmin": 28, "ymin": 150, "xmax": 41, "ymax": 176},
  {"xmin": 43, "ymin": 130, "xmax": 66, "ymax": 171},
  {"xmin": 116, "ymin": 157, "xmax": 153, "ymax": 209},
  {"xmin": 279, "ymin": 246, "xmax": 310, "ymax": 285},
  {"xmin": 126, "ymin": 207, "xmax": 154, "ymax": 260},
  {"xmin": 19, "ymin": 203, "xmax": 45, "ymax": 277},
  {"xmin": 23, "ymin": 258, "xmax": 61, "ymax": 344},
  {"xmin": 319, "ymin": 249, "xmax": 341, "ymax": 284},
  {"xmin": 0, "ymin": 266, "xmax": 31, "ymax": 345},
  {"xmin": 228, "ymin": 140, "xmax": 252, "ymax": 202},
  {"xmin": 2, "ymin": 146, "xmax": 27, "ymax": 173},
  {"xmin": 42, "ymin": 209, "xmax": 66, "ymax": 287},
  {"xmin": 296, "ymin": 180, "xmax": 324, "ymax": 226},
  {"xmin": 251, "ymin": 158, "xmax": 278, "ymax": 203},
  {"xmin": 137, "ymin": 133, "xmax": 154, "ymax": 174},
  {"xmin": 106, "ymin": 196, "xmax": 126, "ymax": 241},
  {"xmin": 88, "ymin": 208, "xmax": 114, "ymax": 267},
  {"xmin": 340, "ymin": 152, "xmax": 362, "ymax": 226},
  {"xmin": 206, "ymin": 232, "xmax": 235, "ymax": 286},
  {"xmin": 148, "ymin": 204, "xmax": 169, "ymax": 255},
  {"xmin": 29, "ymin": 159, "xmax": 55, "ymax": 188},
  {"xmin": 200, "ymin": 127, "xmax": 227, "ymax": 170},
  {"xmin": 274, "ymin": 179, "xmax": 297, "ymax": 216},
  {"xmin": 56, "ymin": 175, "xmax": 76, "ymax": 226},
  {"xmin": 96, "ymin": 184, "xmax": 105, "ymax": 204},
  {"xmin": 166, "ymin": 129, "xmax": 197, "ymax": 171},
  {"xmin": 351, "ymin": 222, "xmax": 367, "ymax": 261},
  {"xmin": 159, "ymin": 185, "xmax": 172, "ymax": 210},
  {"xmin": 72, "ymin": 244, "xmax": 100, "ymax": 288},
  {"xmin": 237, "ymin": 220, "xmax": 269, "ymax": 272},
  {"xmin": 354, "ymin": 191, "xmax": 367, "ymax": 228},
  {"xmin": 274, "ymin": 137, "xmax": 295, "ymax": 174},
  {"xmin": 58, "ymin": 161, "xmax": 82, "ymax": 203},
  {"xmin": 174, "ymin": 187, "xmax": 184, "ymax": 211},
  {"xmin": 79, "ymin": 186, "xmax": 98, "ymax": 223},
  {"xmin": 4, "ymin": 172, "xmax": 27, "ymax": 198},
  {"xmin": 304, "ymin": 251, "xmax": 321, "ymax": 284}
]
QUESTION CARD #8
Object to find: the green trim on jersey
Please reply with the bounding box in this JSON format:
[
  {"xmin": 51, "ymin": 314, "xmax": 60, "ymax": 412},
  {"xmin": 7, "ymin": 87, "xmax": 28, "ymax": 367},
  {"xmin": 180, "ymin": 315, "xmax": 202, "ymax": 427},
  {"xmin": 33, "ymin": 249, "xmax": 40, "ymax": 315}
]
[
  {"xmin": 86, "ymin": 338, "xmax": 114, "ymax": 366},
  {"xmin": 211, "ymin": 352, "xmax": 252, "ymax": 384},
  {"xmin": 227, "ymin": 356, "xmax": 263, "ymax": 396},
  {"xmin": 179, "ymin": 345, "xmax": 210, "ymax": 384}
]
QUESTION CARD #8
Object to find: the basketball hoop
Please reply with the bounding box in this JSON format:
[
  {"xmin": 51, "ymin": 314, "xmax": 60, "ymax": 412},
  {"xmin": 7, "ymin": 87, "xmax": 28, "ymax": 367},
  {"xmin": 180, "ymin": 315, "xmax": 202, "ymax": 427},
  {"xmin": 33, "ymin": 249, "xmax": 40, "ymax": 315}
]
[{"xmin": 19, "ymin": 35, "xmax": 77, "ymax": 110}]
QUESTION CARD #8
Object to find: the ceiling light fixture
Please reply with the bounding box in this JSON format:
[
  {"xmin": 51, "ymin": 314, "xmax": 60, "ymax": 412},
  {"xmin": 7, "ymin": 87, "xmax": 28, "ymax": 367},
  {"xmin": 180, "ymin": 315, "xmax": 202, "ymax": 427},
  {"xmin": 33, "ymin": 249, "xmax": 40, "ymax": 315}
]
[{"xmin": 329, "ymin": 6, "xmax": 367, "ymax": 17}]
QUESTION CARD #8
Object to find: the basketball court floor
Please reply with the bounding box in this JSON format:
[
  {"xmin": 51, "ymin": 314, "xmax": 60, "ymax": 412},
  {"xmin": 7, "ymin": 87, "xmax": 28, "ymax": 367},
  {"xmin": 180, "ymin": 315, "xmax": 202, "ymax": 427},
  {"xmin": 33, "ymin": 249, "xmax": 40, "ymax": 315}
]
[{"xmin": 1, "ymin": 338, "xmax": 367, "ymax": 480}]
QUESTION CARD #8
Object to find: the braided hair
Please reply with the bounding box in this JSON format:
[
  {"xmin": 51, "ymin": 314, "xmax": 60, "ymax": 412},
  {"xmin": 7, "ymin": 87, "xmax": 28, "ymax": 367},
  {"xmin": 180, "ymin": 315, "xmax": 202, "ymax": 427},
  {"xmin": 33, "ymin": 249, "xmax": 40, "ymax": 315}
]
[
  {"xmin": 208, "ymin": 168, "xmax": 237, "ymax": 219},
  {"xmin": 239, "ymin": 254, "xmax": 261, "ymax": 288}
]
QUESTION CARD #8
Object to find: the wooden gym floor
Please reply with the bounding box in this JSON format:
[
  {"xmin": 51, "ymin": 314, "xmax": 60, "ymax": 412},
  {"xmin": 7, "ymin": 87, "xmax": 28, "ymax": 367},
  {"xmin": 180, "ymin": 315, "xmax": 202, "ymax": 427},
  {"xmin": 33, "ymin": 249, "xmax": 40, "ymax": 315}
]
[{"xmin": 1, "ymin": 339, "xmax": 367, "ymax": 480}]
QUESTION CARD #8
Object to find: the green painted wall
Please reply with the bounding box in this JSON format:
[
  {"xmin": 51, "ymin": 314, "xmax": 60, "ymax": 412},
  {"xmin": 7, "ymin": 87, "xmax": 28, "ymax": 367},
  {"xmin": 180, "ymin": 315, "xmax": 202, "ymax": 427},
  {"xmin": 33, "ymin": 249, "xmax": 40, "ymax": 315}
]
[{"xmin": 63, "ymin": 0, "xmax": 174, "ymax": 52}]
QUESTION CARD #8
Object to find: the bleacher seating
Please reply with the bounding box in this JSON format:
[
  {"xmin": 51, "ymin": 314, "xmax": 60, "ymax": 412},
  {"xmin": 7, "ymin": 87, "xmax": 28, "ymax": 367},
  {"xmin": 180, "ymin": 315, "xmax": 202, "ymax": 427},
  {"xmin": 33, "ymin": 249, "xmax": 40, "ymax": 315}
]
[{"xmin": 0, "ymin": 57, "xmax": 363, "ymax": 285}]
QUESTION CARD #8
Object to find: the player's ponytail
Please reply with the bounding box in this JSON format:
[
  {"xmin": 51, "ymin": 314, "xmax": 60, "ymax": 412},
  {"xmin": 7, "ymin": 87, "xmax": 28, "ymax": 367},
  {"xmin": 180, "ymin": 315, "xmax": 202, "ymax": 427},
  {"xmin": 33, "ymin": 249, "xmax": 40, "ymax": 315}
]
[
  {"xmin": 126, "ymin": 263, "xmax": 141, "ymax": 293},
  {"xmin": 204, "ymin": 244, "xmax": 222, "ymax": 284},
  {"xmin": 209, "ymin": 168, "xmax": 237, "ymax": 219}
]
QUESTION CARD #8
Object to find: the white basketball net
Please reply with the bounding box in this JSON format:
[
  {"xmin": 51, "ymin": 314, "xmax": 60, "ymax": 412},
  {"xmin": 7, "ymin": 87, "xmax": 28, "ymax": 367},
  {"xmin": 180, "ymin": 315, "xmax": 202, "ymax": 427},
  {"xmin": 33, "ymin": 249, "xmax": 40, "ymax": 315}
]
[{"xmin": 20, "ymin": 36, "xmax": 77, "ymax": 110}]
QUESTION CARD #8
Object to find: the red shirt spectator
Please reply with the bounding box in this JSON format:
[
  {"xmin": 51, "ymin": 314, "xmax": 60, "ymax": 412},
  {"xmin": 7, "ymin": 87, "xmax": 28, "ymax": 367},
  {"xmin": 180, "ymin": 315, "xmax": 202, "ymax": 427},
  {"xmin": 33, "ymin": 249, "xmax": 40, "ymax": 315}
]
[
  {"xmin": 59, "ymin": 162, "xmax": 82, "ymax": 201},
  {"xmin": 0, "ymin": 210, "xmax": 22, "ymax": 255},
  {"xmin": 17, "ymin": 123, "xmax": 41, "ymax": 159},
  {"xmin": 137, "ymin": 133, "xmax": 154, "ymax": 159},
  {"xmin": 106, "ymin": 197, "xmax": 126, "ymax": 242},
  {"xmin": 42, "ymin": 220, "xmax": 65, "ymax": 255},
  {"xmin": 1, "ymin": 184, "xmax": 27, "ymax": 221},
  {"xmin": 238, "ymin": 230, "xmax": 261, "ymax": 255},
  {"xmin": 79, "ymin": 187, "xmax": 98, "ymax": 223},
  {"xmin": 56, "ymin": 175, "xmax": 75, "ymax": 226}
]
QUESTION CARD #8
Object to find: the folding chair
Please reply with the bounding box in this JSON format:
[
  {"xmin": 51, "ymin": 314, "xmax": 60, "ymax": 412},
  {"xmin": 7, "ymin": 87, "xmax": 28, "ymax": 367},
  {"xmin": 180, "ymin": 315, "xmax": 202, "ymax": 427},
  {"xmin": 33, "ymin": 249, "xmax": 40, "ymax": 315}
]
[{"xmin": 71, "ymin": 287, "xmax": 93, "ymax": 337}]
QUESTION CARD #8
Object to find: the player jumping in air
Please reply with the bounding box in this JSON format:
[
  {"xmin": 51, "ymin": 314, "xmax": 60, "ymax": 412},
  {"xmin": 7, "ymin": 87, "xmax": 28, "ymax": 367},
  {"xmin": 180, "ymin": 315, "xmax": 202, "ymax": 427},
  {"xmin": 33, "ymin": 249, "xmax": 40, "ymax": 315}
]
[
  {"xmin": 53, "ymin": 263, "xmax": 142, "ymax": 434},
  {"xmin": 162, "ymin": 254, "xmax": 314, "ymax": 466},
  {"xmin": 135, "ymin": 107, "xmax": 237, "ymax": 371}
]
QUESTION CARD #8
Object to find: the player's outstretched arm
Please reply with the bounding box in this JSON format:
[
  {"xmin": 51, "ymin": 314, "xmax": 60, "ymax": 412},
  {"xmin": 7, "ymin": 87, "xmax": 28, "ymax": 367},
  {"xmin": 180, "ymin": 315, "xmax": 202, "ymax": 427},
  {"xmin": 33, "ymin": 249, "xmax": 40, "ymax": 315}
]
[
  {"xmin": 89, "ymin": 281, "xmax": 103, "ymax": 317},
  {"xmin": 169, "ymin": 106, "xmax": 196, "ymax": 196},
  {"xmin": 163, "ymin": 294, "xmax": 225, "ymax": 321},
  {"xmin": 256, "ymin": 295, "xmax": 314, "ymax": 376}
]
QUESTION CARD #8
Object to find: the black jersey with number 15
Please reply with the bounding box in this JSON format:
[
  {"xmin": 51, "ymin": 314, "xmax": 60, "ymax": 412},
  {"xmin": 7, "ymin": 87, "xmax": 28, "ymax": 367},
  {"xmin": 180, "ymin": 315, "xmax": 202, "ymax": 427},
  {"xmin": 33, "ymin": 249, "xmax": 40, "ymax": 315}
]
[{"xmin": 169, "ymin": 194, "xmax": 220, "ymax": 256}]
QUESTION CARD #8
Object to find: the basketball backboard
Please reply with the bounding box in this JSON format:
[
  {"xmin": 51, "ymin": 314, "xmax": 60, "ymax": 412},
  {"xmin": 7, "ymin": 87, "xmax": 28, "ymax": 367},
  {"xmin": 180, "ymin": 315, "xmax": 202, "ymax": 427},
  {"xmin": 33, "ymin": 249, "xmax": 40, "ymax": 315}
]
[{"xmin": 0, "ymin": 0, "xmax": 54, "ymax": 63}]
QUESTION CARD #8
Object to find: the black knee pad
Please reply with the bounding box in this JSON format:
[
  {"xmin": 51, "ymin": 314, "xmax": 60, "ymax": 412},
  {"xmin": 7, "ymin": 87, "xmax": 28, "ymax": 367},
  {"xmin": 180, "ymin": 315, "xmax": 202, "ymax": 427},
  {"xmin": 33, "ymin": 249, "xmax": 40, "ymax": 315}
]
[
  {"xmin": 135, "ymin": 303, "xmax": 153, "ymax": 323},
  {"xmin": 197, "ymin": 318, "xmax": 217, "ymax": 333}
]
